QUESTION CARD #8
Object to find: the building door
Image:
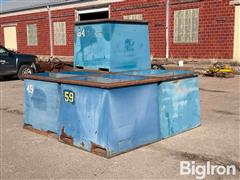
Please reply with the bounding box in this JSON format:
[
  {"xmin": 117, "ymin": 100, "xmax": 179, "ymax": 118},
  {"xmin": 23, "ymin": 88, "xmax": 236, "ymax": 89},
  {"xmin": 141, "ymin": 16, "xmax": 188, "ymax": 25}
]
[
  {"xmin": 77, "ymin": 7, "xmax": 109, "ymax": 21},
  {"xmin": 4, "ymin": 26, "xmax": 17, "ymax": 51},
  {"xmin": 234, "ymin": 6, "xmax": 240, "ymax": 62}
]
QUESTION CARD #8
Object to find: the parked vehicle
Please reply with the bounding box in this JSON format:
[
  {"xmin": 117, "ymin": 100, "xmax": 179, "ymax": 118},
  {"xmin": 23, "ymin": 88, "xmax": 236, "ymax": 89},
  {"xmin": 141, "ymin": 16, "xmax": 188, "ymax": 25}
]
[{"xmin": 0, "ymin": 45, "xmax": 37, "ymax": 79}]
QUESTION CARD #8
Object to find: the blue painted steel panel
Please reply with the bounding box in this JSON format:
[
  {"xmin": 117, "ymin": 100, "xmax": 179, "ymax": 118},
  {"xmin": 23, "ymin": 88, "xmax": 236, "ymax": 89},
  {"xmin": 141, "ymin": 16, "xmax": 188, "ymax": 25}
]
[
  {"xmin": 158, "ymin": 77, "xmax": 201, "ymax": 138},
  {"xmin": 120, "ymin": 70, "xmax": 201, "ymax": 139},
  {"xmin": 74, "ymin": 22, "xmax": 151, "ymax": 71},
  {"xmin": 58, "ymin": 83, "xmax": 159, "ymax": 157},
  {"xmin": 24, "ymin": 80, "xmax": 60, "ymax": 133}
]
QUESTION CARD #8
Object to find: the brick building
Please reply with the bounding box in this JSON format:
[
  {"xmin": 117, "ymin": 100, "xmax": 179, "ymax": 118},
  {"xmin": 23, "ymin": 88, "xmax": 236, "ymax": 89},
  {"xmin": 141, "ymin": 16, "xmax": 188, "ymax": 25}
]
[{"xmin": 0, "ymin": 0, "xmax": 239, "ymax": 62}]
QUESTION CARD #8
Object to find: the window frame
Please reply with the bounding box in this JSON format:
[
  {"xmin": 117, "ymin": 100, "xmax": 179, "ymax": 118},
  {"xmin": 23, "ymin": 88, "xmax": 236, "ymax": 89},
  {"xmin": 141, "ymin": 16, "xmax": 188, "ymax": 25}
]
[
  {"xmin": 27, "ymin": 24, "xmax": 38, "ymax": 46},
  {"xmin": 173, "ymin": 8, "xmax": 199, "ymax": 44},
  {"xmin": 53, "ymin": 21, "xmax": 67, "ymax": 46}
]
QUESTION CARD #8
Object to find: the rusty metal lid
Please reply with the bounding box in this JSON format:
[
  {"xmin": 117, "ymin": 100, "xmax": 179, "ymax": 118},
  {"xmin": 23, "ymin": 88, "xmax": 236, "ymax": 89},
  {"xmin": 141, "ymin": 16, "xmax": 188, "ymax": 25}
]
[{"xmin": 23, "ymin": 71, "xmax": 196, "ymax": 89}]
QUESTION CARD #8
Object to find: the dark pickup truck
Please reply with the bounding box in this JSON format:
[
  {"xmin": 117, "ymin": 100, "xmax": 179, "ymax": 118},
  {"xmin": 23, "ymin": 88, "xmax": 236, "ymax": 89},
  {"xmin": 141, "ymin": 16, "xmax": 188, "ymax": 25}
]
[{"xmin": 0, "ymin": 45, "xmax": 37, "ymax": 79}]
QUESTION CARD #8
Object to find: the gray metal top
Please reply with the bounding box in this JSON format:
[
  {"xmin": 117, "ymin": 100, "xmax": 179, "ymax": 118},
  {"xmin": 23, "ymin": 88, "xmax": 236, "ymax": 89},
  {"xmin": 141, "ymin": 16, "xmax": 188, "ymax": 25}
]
[{"xmin": 0, "ymin": 0, "xmax": 85, "ymax": 14}]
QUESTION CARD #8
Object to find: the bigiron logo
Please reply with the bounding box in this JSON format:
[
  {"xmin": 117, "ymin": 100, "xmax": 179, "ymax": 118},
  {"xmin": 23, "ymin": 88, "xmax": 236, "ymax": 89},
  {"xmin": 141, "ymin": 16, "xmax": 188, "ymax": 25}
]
[{"xmin": 180, "ymin": 161, "xmax": 237, "ymax": 179}]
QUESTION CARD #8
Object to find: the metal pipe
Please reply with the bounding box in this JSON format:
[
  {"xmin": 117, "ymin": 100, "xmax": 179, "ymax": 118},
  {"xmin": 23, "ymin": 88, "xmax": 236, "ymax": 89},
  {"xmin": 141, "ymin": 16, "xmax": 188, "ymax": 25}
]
[
  {"xmin": 165, "ymin": 0, "xmax": 169, "ymax": 64},
  {"xmin": 47, "ymin": 5, "xmax": 53, "ymax": 57}
]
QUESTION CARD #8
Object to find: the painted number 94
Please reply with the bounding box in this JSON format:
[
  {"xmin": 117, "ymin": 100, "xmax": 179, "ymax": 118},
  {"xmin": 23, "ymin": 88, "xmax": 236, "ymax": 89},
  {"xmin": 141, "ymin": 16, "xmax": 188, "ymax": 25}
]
[{"xmin": 64, "ymin": 90, "xmax": 75, "ymax": 104}]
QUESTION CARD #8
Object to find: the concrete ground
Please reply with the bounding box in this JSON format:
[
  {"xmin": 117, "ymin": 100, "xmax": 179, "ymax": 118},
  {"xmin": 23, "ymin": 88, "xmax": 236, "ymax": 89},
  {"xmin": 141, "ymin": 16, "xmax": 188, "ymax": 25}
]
[{"xmin": 0, "ymin": 76, "xmax": 239, "ymax": 179}]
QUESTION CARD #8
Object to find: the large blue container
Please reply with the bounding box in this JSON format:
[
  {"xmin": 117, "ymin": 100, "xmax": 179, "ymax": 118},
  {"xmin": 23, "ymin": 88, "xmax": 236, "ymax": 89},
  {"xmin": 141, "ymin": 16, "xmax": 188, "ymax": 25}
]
[
  {"xmin": 122, "ymin": 70, "xmax": 201, "ymax": 139},
  {"xmin": 23, "ymin": 19, "xmax": 201, "ymax": 157},
  {"xmin": 58, "ymin": 82, "xmax": 159, "ymax": 157},
  {"xmin": 24, "ymin": 80, "xmax": 60, "ymax": 133},
  {"xmin": 24, "ymin": 71, "xmax": 104, "ymax": 133},
  {"xmin": 23, "ymin": 70, "xmax": 200, "ymax": 157},
  {"xmin": 74, "ymin": 20, "xmax": 151, "ymax": 72}
]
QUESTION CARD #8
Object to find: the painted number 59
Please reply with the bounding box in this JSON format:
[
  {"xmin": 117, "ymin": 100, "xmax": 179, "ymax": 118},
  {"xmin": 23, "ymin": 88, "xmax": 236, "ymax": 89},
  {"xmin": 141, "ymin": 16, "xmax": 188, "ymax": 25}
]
[{"xmin": 64, "ymin": 90, "xmax": 75, "ymax": 104}]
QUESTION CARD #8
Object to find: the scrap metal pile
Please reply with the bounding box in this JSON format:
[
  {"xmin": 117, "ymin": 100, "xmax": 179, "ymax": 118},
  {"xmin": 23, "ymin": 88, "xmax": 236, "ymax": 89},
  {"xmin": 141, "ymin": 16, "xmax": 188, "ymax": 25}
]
[{"xmin": 37, "ymin": 57, "xmax": 73, "ymax": 72}]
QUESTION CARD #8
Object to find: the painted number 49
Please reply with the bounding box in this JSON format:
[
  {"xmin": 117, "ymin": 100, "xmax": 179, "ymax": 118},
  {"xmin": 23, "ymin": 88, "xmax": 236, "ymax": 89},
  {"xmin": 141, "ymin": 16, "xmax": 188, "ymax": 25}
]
[
  {"xmin": 26, "ymin": 84, "xmax": 34, "ymax": 94},
  {"xmin": 64, "ymin": 90, "xmax": 75, "ymax": 104}
]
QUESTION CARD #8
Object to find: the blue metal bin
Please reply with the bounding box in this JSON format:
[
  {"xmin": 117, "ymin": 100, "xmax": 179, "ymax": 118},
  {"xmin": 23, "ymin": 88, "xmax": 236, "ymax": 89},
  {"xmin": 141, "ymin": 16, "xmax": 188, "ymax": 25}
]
[
  {"xmin": 23, "ymin": 70, "xmax": 200, "ymax": 157},
  {"xmin": 24, "ymin": 71, "xmax": 104, "ymax": 133},
  {"xmin": 121, "ymin": 70, "xmax": 201, "ymax": 139},
  {"xmin": 74, "ymin": 20, "xmax": 151, "ymax": 72},
  {"xmin": 24, "ymin": 73, "xmax": 161, "ymax": 157},
  {"xmin": 23, "ymin": 18, "xmax": 201, "ymax": 157},
  {"xmin": 58, "ymin": 76, "xmax": 160, "ymax": 157},
  {"xmin": 24, "ymin": 79, "xmax": 60, "ymax": 133}
]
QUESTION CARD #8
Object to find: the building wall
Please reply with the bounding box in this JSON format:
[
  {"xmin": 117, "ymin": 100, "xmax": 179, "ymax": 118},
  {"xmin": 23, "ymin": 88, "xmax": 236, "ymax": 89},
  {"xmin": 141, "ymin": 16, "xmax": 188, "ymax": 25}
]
[
  {"xmin": 110, "ymin": 0, "xmax": 166, "ymax": 59},
  {"xmin": 0, "ymin": 12, "xmax": 51, "ymax": 55},
  {"xmin": 111, "ymin": 0, "xmax": 235, "ymax": 60},
  {"xmin": 0, "ymin": 0, "xmax": 236, "ymax": 61},
  {"xmin": 169, "ymin": 0, "xmax": 235, "ymax": 60},
  {"xmin": 51, "ymin": 8, "xmax": 75, "ymax": 56},
  {"xmin": 0, "ymin": 8, "xmax": 75, "ymax": 57}
]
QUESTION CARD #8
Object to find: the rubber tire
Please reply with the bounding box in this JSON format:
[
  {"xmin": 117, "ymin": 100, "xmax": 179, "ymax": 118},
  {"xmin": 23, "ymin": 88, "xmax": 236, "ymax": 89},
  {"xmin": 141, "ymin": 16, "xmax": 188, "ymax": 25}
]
[{"xmin": 17, "ymin": 65, "xmax": 33, "ymax": 80}]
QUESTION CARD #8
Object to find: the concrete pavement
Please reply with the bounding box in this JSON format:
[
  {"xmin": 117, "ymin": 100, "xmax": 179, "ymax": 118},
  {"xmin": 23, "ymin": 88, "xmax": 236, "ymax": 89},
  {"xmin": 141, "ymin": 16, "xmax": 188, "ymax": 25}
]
[{"xmin": 0, "ymin": 76, "xmax": 239, "ymax": 179}]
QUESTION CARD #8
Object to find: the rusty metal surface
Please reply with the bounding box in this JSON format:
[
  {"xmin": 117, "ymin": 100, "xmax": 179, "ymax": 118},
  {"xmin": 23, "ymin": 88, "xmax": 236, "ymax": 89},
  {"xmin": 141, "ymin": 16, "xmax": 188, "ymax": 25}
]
[
  {"xmin": 37, "ymin": 58, "xmax": 73, "ymax": 72},
  {"xmin": 23, "ymin": 124, "xmax": 58, "ymax": 139},
  {"xmin": 24, "ymin": 124, "xmax": 108, "ymax": 157},
  {"xmin": 91, "ymin": 143, "xmax": 107, "ymax": 157},
  {"xmin": 23, "ymin": 72, "xmax": 196, "ymax": 89},
  {"xmin": 60, "ymin": 127, "xmax": 74, "ymax": 146}
]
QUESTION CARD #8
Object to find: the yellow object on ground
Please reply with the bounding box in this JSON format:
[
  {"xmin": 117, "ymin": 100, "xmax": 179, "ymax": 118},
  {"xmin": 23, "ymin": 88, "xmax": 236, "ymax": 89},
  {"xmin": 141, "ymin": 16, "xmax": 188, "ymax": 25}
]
[{"xmin": 206, "ymin": 63, "xmax": 235, "ymax": 78}]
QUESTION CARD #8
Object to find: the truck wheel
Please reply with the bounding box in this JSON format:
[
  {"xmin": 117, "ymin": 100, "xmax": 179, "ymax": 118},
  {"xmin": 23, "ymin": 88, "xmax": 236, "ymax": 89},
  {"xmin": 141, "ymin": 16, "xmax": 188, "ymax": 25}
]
[{"xmin": 18, "ymin": 65, "xmax": 33, "ymax": 80}]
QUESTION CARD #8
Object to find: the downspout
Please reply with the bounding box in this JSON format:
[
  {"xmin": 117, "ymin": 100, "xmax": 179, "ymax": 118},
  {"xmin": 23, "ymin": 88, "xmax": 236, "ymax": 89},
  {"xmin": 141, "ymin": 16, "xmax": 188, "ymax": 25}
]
[
  {"xmin": 165, "ymin": 0, "xmax": 169, "ymax": 64},
  {"xmin": 47, "ymin": 5, "xmax": 53, "ymax": 57},
  {"xmin": 108, "ymin": 4, "xmax": 111, "ymax": 18}
]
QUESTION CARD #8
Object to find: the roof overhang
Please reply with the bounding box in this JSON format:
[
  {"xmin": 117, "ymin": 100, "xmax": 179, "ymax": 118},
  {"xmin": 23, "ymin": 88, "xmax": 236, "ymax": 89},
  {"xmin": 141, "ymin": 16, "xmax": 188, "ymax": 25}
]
[
  {"xmin": 230, "ymin": 0, "xmax": 240, "ymax": 5},
  {"xmin": 0, "ymin": 0, "xmax": 125, "ymax": 17}
]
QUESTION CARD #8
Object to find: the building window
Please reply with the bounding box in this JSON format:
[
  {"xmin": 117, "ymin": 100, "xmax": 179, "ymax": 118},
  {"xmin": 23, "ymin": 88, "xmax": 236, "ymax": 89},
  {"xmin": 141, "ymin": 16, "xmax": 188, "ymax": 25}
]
[
  {"xmin": 174, "ymin": 8, "xmax": 199, "ymax": 43},
  {"xmin": 77, "ymin": 7, "xmax": 109, "ymax": 21},
  {"xmin": 54, "ymin": 22, "xmax": 66, "ymax": 45},
  {"xmin": 27, "ymin": 24, "xmax": 38, "ymax": 46}
]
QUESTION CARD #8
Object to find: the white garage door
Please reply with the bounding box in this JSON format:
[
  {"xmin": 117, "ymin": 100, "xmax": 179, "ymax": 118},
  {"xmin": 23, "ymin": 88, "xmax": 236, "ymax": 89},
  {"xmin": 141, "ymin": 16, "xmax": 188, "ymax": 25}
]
[{"xmin": 4, "ymin": 26, "xmax": 17, "ymax": 51}]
